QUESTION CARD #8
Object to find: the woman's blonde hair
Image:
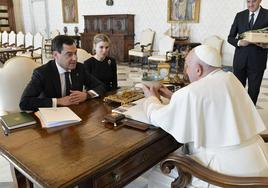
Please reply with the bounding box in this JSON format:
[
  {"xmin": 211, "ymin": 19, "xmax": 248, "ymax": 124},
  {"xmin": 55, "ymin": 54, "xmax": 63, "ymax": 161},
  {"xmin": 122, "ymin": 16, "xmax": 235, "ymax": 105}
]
[{"xmin": 93, "ymin": 34, "xmax": 111, "ymax": 53}]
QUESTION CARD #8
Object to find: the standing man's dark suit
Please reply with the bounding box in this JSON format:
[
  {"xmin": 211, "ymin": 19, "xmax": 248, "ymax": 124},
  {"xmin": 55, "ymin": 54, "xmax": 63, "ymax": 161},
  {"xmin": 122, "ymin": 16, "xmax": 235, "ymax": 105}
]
[
  {"xmin": 228, "ymin": 6, "xmax": 268, "ymax": 105},
  {"xmin": 20, "ymin": 60, "xmax": 105, "ymax": 111}
]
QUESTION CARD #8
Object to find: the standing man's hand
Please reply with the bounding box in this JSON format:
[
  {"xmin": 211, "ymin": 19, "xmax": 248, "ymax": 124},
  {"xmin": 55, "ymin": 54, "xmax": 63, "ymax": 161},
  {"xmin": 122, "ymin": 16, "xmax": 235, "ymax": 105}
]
[
  {"xmin": 239, "ymin": 40, "xmax": 251, "ymax": 46},
  {"xmin": 255, "ymin": 43, "xmax": 268, "ymax": 49}
]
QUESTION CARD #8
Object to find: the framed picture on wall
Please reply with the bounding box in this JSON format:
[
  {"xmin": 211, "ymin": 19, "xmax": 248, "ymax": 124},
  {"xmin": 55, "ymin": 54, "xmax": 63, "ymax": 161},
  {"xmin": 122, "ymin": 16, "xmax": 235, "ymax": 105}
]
[
  {"xmin": 167, "ymin": 0, "xmax": 201, "ymax": 23},
  {"xmin": 62, "ymin": 0, "xmax": 78, "ymax": 23}
]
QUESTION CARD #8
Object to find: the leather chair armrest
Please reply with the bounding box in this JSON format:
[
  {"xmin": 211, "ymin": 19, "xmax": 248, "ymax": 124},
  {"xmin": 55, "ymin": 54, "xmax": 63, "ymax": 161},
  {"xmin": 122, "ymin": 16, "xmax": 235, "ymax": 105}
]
[
  {"xmin": 166, "ymin": 50, "xmax": 174, "ymax": 60},
  {"xmin": 29, "ymin": 47, "xmax": 42, "ymax": 57},
  {"xmin": 134, "ymin": 42, "xmax": 141, "ymax": 46},
  {"xmin": 160, "ymin": 146, "xmax": 268, "ymax": 188},
  {"xmin": 140, "ymin": 43, "xmax": 152, "ymax": 52}
]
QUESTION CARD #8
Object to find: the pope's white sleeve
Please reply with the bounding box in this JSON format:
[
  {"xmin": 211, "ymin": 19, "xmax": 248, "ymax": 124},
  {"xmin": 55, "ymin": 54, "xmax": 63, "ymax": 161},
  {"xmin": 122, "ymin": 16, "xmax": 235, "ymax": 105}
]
[{"xmin": 143, "ymin": 88, "xmax": 194, "ymax": 144}]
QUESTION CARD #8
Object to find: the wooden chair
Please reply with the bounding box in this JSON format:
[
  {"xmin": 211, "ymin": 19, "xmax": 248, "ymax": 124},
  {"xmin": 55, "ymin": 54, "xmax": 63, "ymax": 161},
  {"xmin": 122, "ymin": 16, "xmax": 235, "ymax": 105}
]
[
  {"xmin": 8, "ymin": 30, "xmax": 16, "ymax": 47},
  {"xmin": 18, "ymin": 32, "xmax": 43, "ymax": 63},
  {"xmin": 44, "ymin": 29, "xmax": 60, "ymax": 57},
  {"xmin": 148, "ymin": 35, "xmax": 175, "ymax": 71},
  {"xmin": 24, "ymin": 32, "xmax": 34, "ymax": 50},
  {"xmin": 160, "ymin": 135, "xmax": 268, "ymax": 188},
  {"xmin": 77, "ymin": 48, "xmax": 91, "ymax": 63},
  {"xmin": 128, "ymin": 28, "xmax": 155, "ymax": 68},
  {"xmin": 1, "ymin": 31, "xmax": 8, "ymax": 47},
  {"xmin": 16, "ymin": 31, "xmax": 25, "ymax": 48},
  {"xmin": 16, "ymin": 32, "xmax": 33, "ymax": 57},
  {"xmin": 31, "ymin": 32, "xmax": 44, "ymax": 62}
]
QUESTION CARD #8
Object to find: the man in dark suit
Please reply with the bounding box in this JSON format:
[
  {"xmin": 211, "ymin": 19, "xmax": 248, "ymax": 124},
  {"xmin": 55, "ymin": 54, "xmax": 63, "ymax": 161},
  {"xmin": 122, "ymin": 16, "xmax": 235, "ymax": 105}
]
[
  {"xmin": 20, "ymin": 35, "xmax": 106, "ymax": 111},
  {"xmin": 228, "ymin": 0, "xmax": 268, "ymax": 105}
]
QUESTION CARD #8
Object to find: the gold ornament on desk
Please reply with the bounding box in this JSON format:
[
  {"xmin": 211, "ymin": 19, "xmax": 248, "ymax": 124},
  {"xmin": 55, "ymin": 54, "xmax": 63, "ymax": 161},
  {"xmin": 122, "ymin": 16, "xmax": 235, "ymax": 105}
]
[
  {"xmin": 169, "ymin": 49, "xmax": 190, "ymax": 86},
  {"xmin": 157, "ymin": 63, "xmax": 170, "ymax": 83}
]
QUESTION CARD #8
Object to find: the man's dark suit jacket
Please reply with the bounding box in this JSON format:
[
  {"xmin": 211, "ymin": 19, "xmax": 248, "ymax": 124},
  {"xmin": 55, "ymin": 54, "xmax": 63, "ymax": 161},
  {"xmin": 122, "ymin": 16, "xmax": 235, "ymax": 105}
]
[
  {"xmin": 20, "ymin": 60, "xmax": 106, "ymax": 111},
  {"xmin": 228, "ymin": 7, "xmax": 268, "ymax": 71}
]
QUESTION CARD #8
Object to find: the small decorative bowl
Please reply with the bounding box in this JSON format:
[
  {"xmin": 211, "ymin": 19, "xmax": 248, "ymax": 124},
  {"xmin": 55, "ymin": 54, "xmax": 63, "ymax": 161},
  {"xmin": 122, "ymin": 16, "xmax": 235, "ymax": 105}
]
[{"xmin": 141, "ymin": 75, "xmax": 164, "ymax": 88}]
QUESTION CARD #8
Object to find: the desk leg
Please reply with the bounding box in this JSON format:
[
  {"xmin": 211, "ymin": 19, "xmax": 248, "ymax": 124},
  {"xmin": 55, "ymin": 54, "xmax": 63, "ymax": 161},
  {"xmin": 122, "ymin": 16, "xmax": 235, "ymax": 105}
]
[{"xmin": 15, "ymin": 168, "xmax": 34, "ymax": 188}]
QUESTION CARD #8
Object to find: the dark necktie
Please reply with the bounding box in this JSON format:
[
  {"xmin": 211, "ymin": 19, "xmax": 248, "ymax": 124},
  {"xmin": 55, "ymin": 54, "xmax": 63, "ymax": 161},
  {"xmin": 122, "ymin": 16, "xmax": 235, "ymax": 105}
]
[
  {"xmin": 249, "ymin": 13, "xmax": 255, "ymax": 29},
  {"xmin": 65, "ymin": 72, "xmax": 71, "ymax": 96}
]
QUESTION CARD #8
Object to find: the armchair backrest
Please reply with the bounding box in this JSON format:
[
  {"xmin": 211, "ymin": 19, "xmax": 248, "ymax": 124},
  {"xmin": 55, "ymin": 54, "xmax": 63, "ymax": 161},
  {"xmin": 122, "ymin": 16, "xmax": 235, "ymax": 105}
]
[
  {"xmin": 16, "ymin": 31, "xmax": 25, "ymax": 47},
  {"xmin": 50, "ymin": 30, "xmax": 60, "ymax": 39},
  {"xmin": 77, "ymin": 48, "xmax": 92, "ymax": 63},
  {"xmin": 1, "ymin": 31, "xmax": 8, "ymax": 46},
  {"xmin": 33, "ymin": 32, "xmax": 44, "ymax": 55},
  {"xmin": 25, "ymin": 32, "xmax": 33, "ymax": 49},
  {"xmin": 8, "ymin": 31, "xmax": 16, "ymax": 46},
  {"xmin": 203, "ymin": 35, "xmax": 224, "ymax": 55},
  {"xmin": 139, "ymin": 28, "xmax": 155, "ymax": 51},
  {"xmin": 0, "ymin": 57, "xmax": 40, "ymax": 114},
  {"xmin": 158, "ymin": 35, "xmax": 175, "ymax": 55}
]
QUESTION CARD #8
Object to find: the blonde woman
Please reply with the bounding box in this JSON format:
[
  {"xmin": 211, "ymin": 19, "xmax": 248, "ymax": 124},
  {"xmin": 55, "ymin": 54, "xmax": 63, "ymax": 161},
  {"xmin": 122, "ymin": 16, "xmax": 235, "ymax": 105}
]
[{"xmin": 84, "ymin": 34, "xmax": 117, "ymax": 91}]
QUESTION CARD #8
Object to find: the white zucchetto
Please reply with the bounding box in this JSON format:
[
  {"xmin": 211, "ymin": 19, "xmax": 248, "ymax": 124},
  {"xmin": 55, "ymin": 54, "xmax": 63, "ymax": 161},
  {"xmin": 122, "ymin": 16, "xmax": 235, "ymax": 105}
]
[{"xmin": 194, "ymin": 45, "xmax": 222, "ymax": 68}]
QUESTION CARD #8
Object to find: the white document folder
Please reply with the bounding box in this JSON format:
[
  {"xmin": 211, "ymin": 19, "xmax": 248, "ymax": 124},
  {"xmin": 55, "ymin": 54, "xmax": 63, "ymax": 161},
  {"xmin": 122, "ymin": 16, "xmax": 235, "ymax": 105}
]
[
  {"xmin": 37, "ymin": 107, "xmax": 81, "ymax": 128},
  {"xmin": 113, "ymin": 98, "xmax": 150, "ymax": 124}
]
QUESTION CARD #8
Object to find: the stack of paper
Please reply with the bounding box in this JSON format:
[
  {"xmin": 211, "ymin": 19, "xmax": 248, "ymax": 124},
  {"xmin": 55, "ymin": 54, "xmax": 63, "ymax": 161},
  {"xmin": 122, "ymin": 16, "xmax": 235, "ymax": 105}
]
[
  {"xmin": 113, "ymin": 98, "xmax": 151, "ymax": 124},
  {"xmin": 113, "ymin": 97, "xmax": 170, "ymax": 125},
  {"xmin": 36, "ymin": 107, "xmax": 81, "ymax": 128}
]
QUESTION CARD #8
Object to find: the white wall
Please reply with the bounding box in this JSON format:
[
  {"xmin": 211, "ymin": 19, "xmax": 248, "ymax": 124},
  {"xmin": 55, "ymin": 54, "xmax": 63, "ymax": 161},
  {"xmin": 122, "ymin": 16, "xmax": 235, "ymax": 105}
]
[{"xmin": 19, "ymin": 0, "xmax": 268, "ymax": 77}]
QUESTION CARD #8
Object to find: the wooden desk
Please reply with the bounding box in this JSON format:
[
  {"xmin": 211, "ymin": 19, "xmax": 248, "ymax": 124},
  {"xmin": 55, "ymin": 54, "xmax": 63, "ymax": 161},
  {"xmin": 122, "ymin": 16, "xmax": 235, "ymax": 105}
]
[{"xmin": 0, "ymin": 98, "xmax": 179, "ymax": 188}]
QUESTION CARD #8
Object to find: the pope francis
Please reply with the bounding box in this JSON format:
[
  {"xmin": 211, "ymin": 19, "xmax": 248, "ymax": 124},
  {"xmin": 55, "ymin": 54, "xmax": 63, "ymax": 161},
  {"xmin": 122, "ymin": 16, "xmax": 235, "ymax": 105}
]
[{"xmin": 142, "ymin": 45, "xmax": 268, "ymax": 188}]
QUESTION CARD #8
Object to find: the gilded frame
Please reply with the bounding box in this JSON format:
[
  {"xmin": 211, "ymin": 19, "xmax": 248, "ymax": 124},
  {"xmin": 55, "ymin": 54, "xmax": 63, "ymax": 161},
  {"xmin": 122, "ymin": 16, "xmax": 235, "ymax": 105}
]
[
  {"xmin": 158, "ymin": 63, "xmax": 171, "ymax": 83},
  {"xmin": 167, "ymin": 0, "xmax": 201, "ymax": 23},
  {"xmin": 62, "ymin": 0, "xmax": 79, "ymax": 23}
]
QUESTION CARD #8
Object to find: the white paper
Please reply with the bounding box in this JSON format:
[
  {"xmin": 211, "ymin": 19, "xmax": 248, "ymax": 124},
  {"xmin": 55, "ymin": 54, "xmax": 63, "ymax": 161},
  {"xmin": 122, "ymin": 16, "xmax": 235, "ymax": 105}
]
[{"xmin": 38, "ymin": 107, "xmax": 81, "ymax": 128}]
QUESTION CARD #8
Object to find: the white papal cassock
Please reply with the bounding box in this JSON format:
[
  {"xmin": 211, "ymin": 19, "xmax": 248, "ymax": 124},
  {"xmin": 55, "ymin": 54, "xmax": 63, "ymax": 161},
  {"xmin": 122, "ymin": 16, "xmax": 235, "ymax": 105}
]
[{"xmin": 143, "ymin": 69, "xmax": 268, "ymax": 188}]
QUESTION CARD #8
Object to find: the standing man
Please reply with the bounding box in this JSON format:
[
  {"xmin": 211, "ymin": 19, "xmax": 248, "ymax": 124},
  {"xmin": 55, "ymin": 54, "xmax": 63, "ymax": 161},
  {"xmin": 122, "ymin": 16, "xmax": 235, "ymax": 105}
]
[
  {"xmin": 20, "ymin": 35, "xmax": 106, "ymax": 111},
  {"xmin": 228, "ymin": 0, "xmax": 268, "ymax": 105}
]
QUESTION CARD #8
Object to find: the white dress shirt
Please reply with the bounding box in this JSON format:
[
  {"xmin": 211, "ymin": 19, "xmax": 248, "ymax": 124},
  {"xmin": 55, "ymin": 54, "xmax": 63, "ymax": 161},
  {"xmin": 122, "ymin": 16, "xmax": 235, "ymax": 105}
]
[
  {"xmin": 52, "ymin": 61, "xmax": 98, "ymax": 107},
  {"xmin": 249, "ymin": 6, "xmax": 260, "ymax": 24},
  {"xmin": 238, "ymin": 6, "xmax": 261, "ymax": 46}
]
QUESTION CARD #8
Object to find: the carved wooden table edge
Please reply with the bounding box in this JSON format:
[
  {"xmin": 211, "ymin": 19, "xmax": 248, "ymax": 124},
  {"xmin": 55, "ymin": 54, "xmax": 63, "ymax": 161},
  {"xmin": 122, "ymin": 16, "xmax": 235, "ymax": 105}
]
[{"xmin": 63, "ymin": 132, "xmax": 180, "ymax": 188}]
